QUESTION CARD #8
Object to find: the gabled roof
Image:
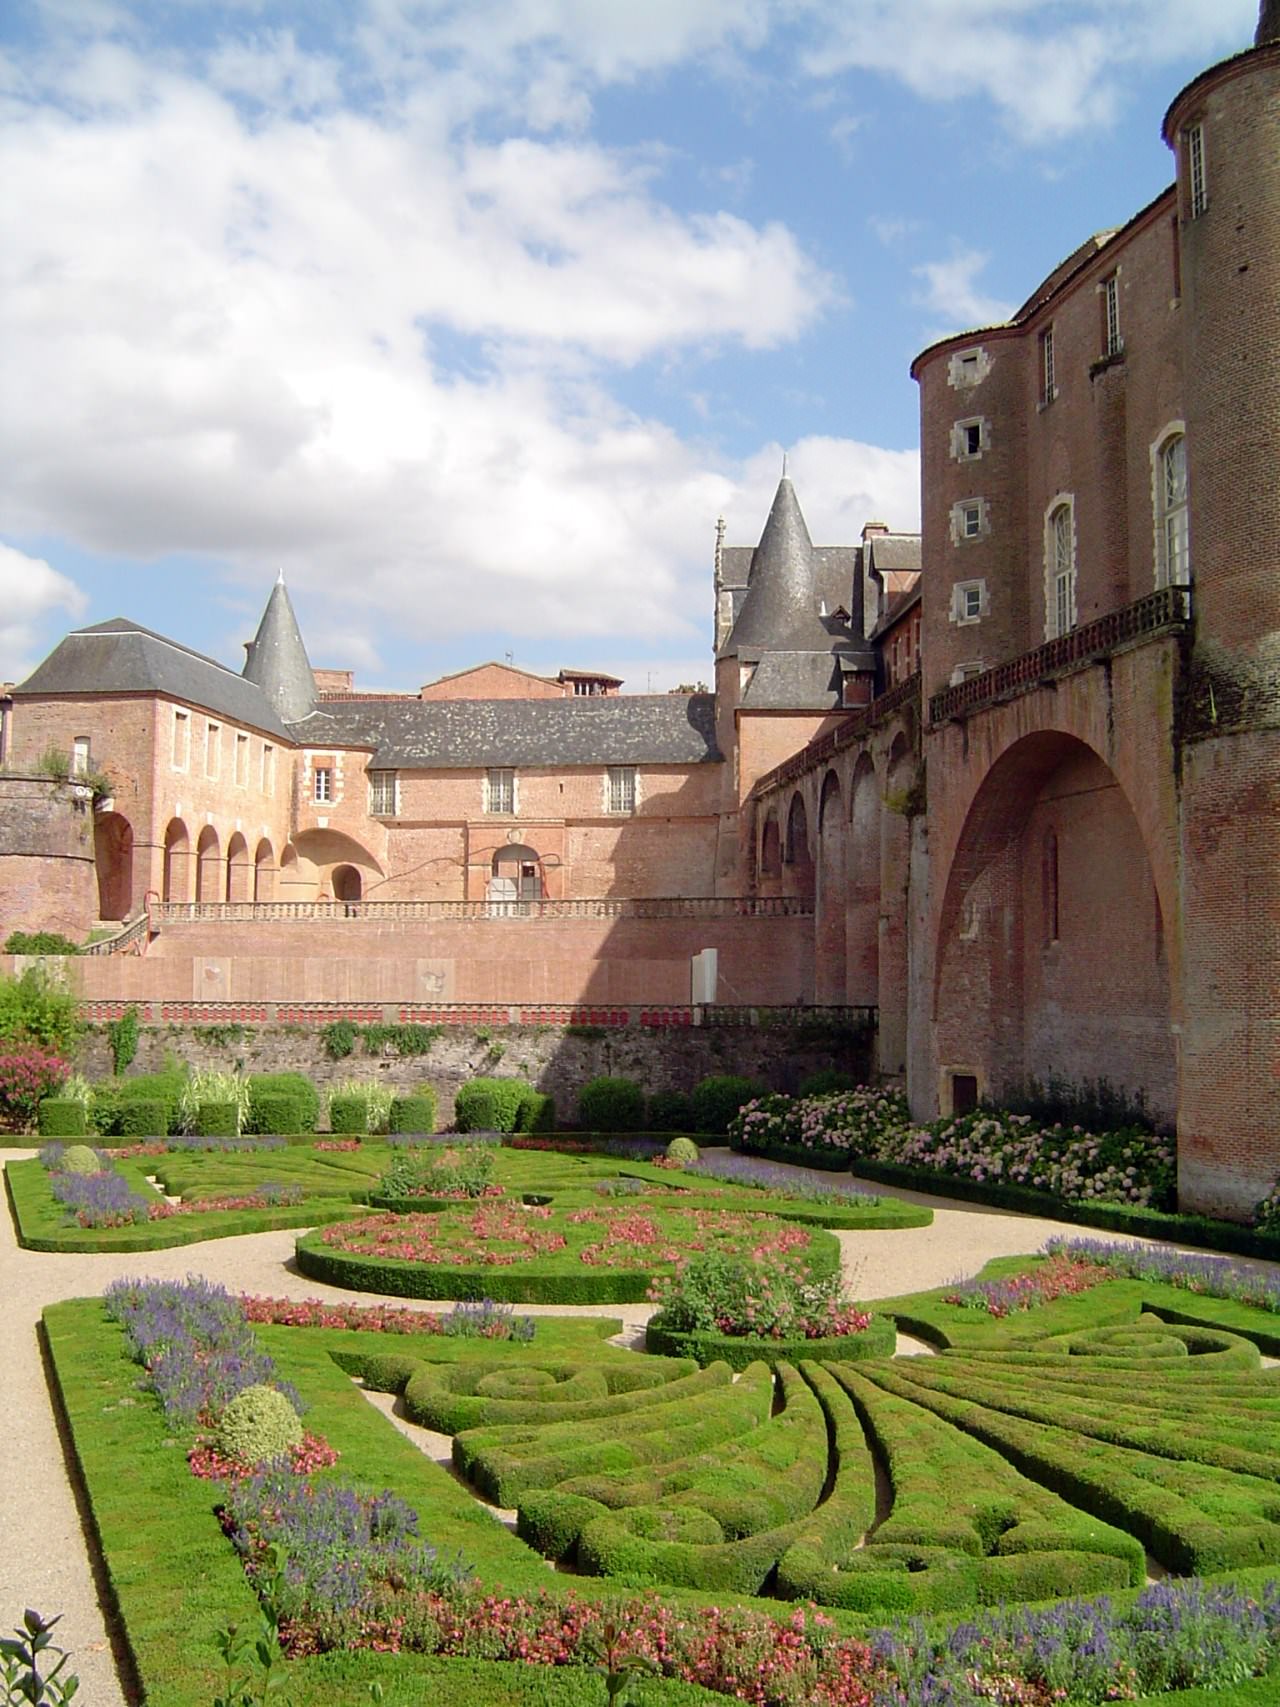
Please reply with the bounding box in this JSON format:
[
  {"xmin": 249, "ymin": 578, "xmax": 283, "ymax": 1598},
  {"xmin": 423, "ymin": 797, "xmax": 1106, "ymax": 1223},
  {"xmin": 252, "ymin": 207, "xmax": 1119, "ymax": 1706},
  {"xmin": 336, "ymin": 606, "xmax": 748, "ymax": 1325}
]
[
  {"xmin": 297, "ymin": 693, "xmax": 721, "ymax": 768},
  {"xmin": 242, "ymin": 577, "xmax": 316, "ymax": 724},
  {"xmin": 419, "ymin": 660, "xmax": 562, "ymax": 696},
  {"xmin": 14, "ymin": 618, "xmax": 293, "ymax": 740}
]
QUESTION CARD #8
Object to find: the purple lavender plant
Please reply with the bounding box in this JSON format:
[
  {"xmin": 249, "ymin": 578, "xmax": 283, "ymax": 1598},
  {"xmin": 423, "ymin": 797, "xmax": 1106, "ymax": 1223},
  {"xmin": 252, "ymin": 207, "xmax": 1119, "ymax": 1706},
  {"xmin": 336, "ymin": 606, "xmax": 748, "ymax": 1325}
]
[
  {"xmin": 1043, "ymin": 1237, "xmax": 1280, "ymax": 1313},
  {"xmin": 50, "ymin": 1170, "xmax": 153, "ymax": 1227},
  {"xmin": 688, "ymin": 1153, "xmax": 880, "ymax": 1201}
]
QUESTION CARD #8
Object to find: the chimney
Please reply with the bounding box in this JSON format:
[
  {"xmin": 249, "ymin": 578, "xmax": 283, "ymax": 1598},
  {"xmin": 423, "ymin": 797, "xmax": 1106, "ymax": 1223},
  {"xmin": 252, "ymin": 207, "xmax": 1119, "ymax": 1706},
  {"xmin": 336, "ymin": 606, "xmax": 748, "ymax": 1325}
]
[{"xmin": 861, "ymin": 521, "xmax": 890, "ymax": 540}]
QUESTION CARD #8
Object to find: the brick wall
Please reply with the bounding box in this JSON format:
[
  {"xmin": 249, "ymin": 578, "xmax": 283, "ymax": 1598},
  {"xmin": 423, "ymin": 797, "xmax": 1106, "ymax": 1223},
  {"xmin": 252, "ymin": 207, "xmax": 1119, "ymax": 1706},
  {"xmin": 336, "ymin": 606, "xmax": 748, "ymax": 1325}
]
[{"xmin": 0, "ymin": 776, "xmax": 97, "ymax": 937}]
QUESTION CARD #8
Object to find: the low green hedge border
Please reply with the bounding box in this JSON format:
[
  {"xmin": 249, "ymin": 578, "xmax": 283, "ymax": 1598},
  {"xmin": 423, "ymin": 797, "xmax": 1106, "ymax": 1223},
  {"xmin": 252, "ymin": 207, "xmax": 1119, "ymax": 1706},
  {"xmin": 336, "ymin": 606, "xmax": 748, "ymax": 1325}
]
[
  {"xmin": 645, "ymin": 1313, "xmax": 897, "ymax": 1370},
  {"xmin": 4, "ymin": 1158, "xmax": 357, "ymax": 1253},
  {"xmin": 296, "ymin": 1214, "xmax": 839, "ymax": 1303},
  {"xmin": 841, "ymin": 1157, "xmax": 1280, "ymax": 1260}
]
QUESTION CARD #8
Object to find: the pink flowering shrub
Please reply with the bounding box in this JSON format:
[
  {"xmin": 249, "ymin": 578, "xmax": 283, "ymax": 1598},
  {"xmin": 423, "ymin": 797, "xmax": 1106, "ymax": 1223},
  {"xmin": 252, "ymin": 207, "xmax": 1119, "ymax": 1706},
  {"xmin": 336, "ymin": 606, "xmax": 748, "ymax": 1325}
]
[
  {"xmin": 0, "ymin": 1045, "xmax": 68, "ymax": 1129},
  {"xmin": 188, "ymin": 1429, "xmax": 338, "ymax": 1481},
  {"xmin": 730, "ymin": 1086, "xmax": 909, "ymax": 1160},
  {"xmin": 944, "ymin": 1256, "xmax": 1118, "ymax": 1317},
  {"xmin": 649, "ymin": 1250, "xmax": 872, "ymax": 1340}
]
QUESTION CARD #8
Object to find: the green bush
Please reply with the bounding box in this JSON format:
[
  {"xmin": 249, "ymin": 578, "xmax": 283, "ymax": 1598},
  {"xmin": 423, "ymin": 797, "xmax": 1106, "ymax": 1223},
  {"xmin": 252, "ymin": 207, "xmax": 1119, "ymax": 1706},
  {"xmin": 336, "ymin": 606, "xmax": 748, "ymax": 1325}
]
[
  {"xmin": 118, "ymin": 1099, "xmax": 167, "ymax": 1137},
  {"xmin": 797, "ymin": 1068, "xmax": 858, "ymax": 1097},
  {"xmin": 0, "ymin": 965, "xmax": 83, "ymax": 1056},
  {"xmin": 195, "ymin": 1101, "xmax": 239, "ymax": 1137},
  {"xmin": 329, "ymin": 1093, "xmax": 370, "ymax": 1135},
  {"xmin": 106, "ymin": 1005, "xmax": 140, "ymax": 1074},
  {"xmin": 515, "ymin": 1090, "xmax": 556, "ymax": 1133},
  {"xmin": 247, "ymin": 1073, "xmax": 318, "ymax": 1133},
  {"xmin": 111, "ymin": 1065, "xmax": 187, "ymax": 1135},
  {"xmin": 4, "ymin": 931, "xmax": 81, "ymax": 956},
  {"xmin": 454, "ymin": 1076, "xmax": 531, "ymax": 1133},
  {"xmin": 691, "ymin": 1075, "xmax": 766, "ymax": 1136},
  {"xmin": 38, "ymin": 1098, "xmax": 88, "ymax": 1138},
  {"xmin": 666, "ymin": 1136, "xmax": 699, "ymax": 1165},
  {"xmin": 389, "ymin": 1091, "xmax": 437, "ymax": 1133},
  {"xmin": 578, "ymin": 1076, "xmax": 645, "ymax": 1131},
  {"xmin": 320, "ymin": 1019, "xmax": 357, "ymax": 1060},
  {"xmin": 213, "ymin": 1383, "xmax": 303, "ymax": 1466},
  {"xmin": 644, "ymin": 1316, "xmax": 896, "ymax": 1371},
  {"xmin": 60, "ymin": 1143, "xmax": 103, "ymax": 1175},
  {"xmin": 247, "ymin": 1093, "xmax": 304, "ymax": 1135},
  {"xmin": 646, "ymin": 1089, "xmax": 693, "ymax": 1132}
]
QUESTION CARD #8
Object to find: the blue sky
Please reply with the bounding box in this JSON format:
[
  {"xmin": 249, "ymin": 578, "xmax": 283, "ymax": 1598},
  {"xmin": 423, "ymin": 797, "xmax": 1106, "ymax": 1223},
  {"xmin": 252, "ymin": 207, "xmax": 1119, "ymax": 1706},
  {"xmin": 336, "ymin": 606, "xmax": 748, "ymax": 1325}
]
[{"xmin": 0, "ymin": 1, "xmax": 1257, "ymax": 693}]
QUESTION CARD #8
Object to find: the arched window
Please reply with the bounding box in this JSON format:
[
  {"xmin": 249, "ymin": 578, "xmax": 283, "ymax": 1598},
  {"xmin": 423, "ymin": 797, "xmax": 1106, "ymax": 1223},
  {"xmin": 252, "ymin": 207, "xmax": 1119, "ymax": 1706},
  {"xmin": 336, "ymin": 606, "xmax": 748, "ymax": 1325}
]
[
  {"xmin": 1155, "ymin": 431, "xmax": 1190, "ymax": 587},
  {"xmin": 1045, "ymin": 499, "xmax": 1076, "ymax": 639}
]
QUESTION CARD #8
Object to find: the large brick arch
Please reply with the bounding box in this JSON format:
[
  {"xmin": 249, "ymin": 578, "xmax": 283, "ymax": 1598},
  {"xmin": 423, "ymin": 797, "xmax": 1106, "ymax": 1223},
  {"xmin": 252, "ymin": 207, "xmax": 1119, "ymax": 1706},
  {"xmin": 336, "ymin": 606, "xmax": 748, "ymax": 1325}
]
[
  {"xmin": 879, "ymin": 734, "xmax": 913, "ymax": 1073},
  {"xmin": 93, "ymin": 811, "xmax": 134, "ymax": 921},
  {"xmin": 783, "ymin": 792, "xmax": 814, "ymax": 902},
  {"xmin": 815, "ymin": 770, "xmax": 846, "ymax": 1004},
  {"xmin": 162, "ymin": 818, "xmax": 190, "ymax": 903},
  {"xmin": 933, "ymin": 730, "xmax": 1174, "ymax": 1121},
  {"xmin": 846, "ymin": 754, "xmax": 880, "ymax": 1007}
]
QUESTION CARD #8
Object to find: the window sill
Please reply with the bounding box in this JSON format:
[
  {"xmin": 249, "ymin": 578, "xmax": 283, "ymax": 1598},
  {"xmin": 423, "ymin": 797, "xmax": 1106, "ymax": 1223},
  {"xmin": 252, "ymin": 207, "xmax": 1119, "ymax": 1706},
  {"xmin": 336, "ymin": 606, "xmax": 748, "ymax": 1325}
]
[{"xmin": 1089, "ymin": 349, "xmax": 1126, "ymax": 380}]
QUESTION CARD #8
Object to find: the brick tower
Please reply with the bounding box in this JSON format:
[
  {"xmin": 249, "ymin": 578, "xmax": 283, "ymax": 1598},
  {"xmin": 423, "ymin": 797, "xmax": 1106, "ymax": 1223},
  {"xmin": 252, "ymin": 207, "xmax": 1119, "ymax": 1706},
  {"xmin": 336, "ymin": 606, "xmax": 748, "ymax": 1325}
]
[{"xmin": 1164, "ymin": 4, "xmax": 1280, "ymax": 1213}]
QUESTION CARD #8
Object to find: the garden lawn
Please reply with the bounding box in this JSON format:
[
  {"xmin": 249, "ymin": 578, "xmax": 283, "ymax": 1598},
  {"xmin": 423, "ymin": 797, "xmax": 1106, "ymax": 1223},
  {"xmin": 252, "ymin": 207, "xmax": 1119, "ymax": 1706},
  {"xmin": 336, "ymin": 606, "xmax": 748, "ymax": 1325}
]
[{"xmin": 5, "ymin": 1157, "xmax": 356, "ymax": 1252}]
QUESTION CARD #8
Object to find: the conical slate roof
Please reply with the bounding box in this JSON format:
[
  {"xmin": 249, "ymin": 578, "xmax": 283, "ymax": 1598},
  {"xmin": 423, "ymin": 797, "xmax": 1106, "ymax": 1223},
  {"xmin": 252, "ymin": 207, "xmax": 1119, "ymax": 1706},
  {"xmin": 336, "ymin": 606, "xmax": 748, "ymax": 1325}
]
[
  {"xmin": 719, "ymin": 477, "xmax": 833, "ymax": 657},
  {"xmin": 242, "ymin": 576, "xmax": 316, "ymax": 725}
]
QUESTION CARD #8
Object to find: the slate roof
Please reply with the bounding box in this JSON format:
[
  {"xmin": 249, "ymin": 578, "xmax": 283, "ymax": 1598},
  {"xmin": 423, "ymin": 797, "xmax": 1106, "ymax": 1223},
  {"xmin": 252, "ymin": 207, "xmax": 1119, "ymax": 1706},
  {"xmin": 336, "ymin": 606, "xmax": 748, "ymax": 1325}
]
[
  {"xmin": 295, "ymin": 692, "xmax": 721, "ymax": 767},
  {"xmin": 721, "ymin": 478, "xmax": 838, "ymax": 658},
  {"xmin": 242, "ymin": 577, "xmax": 317, "ymax": 724},
  {"xmin": 13, "ymin": 618, "xmax": 293, "ymax": 740}
]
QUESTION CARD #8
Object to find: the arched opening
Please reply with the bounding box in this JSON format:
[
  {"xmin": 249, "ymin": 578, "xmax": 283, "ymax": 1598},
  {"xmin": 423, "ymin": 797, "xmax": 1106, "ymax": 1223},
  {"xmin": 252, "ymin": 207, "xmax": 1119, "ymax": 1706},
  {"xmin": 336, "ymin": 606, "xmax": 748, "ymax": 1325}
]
[
  {"xmin": 935, "ymin": 732, "xmax": 1173, "ymax": 1123},
  {"xmin": 332, "ymin": 864, "xmax": 362, "ymax": 903},
  {"xmin": 195, "ymin": 827, "xmax": 221, "ymax": 903},
  {"xmin": 847, "ymin": 757, "xmax": 880, "ymax": 1007},
  {"xmin": 278, "ymin": 844, "xmax": 308, "ymax": 901},
  {"xmin": 253, "ymin": 839, "xmax": 275, "ymax": 902},
  {"xmin": 93, "ymin": 811, "xmax": 134, "ymax": 920},
  {"xmin": 162, "ymin": 818, "xmax": 190, "ymax": 904},
  {"xmin": 758, "ymin": 810, "xmax": 782, "ymax": 895},
  {"xmin": 815, "ymin": 771, "xmax": 846, "ymax": 1004},
  {"xmin": 225, "ymin": 832, "xmax": 252, "ymax": 902},
  {"xmin": 490, "ymin": 843, "xmax": 543, "ymax": 904},
  {"xmin": 783, "ymin": 794, "xmax": 814, "ymax": 902},
  {"xmin": 285, "ymin": 828, "xmax": 383, "ymax": 904},
  {"xmin": 878, "ymin": 735, "xmax": 914, "ymax": 1074}
]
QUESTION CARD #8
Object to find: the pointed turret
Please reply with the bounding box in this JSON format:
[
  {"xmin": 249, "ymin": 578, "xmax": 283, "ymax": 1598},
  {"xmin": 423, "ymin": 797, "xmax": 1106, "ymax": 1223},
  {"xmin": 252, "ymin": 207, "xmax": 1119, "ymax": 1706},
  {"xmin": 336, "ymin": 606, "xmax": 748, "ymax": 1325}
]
[
  {"xmin": 720, "ymin": 477, "xmax": 830, "ymax": 657},
  {"xmin": 1258, "ymin": 2, "xmax": 1280, "ymax": 46},
  {"xmin": 242, "ymin": 575, "xmax": 316, "ymax": 724}
]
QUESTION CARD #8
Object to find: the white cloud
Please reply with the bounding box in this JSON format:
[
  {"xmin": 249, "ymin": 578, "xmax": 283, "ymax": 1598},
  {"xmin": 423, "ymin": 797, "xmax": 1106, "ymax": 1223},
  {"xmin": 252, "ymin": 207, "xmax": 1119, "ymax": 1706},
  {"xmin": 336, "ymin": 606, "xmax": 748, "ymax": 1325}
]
[
  {"xmin": 724, "ymin": 436, "xmax": 921, "ymax": 544},
  {"xmin": 797, "ymin": 0, "xmax": 1258, "ymax": 143},
  {"xmin": 0, "ymin": 544, "xmax": 88, "ymax": 682},
  {"xmin": 912, "ymin": 249, "xmax": 1014, "ymax": 331}
]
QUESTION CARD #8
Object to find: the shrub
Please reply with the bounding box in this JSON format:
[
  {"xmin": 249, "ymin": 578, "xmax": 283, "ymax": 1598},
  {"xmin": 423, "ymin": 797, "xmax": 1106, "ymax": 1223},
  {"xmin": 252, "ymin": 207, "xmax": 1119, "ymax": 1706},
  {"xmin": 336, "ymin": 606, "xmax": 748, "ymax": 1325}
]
[
  {"xmin": 389, "ymin": 1091, "xmax": 436, "ymax": 1134},
  {"xmin": 514, "ymin": 1089, "xmax": 555, "ymax": 1133},
  {"xmin": 320, "ymin": 1019, "xmax": 357, "ymax": 1060},
  {"xmin": 1254, "ymin": 1179, "xmax": 1280, "ymax": 1236},
  {"xmin": 646, "ymin": 1089, "xmax": 693, "ymax": 1132},
  {"xmin": 328, "ymin": 1093, "xmax": 369, "ymax": 1135},
  {"xmin": 648, "ymin": 1249, "xmax": 871, "ymax": 1341},
  {"xmin": 248, "ymin": 1094, "xmax": 305, "ymax": 1135},
  {"xmin": 0, "ymin": 1046, "xmax": 69, "ymax": 1130},
  {"xmin": 797, "ymin": 1067, "xmax": 858, "ymax": 1097},
  {"xmin": 247, "ymin": 1073, "xmax": 318, "ymax": 1134},
  {"xmin": 118, "ymin": 1098, "xmax": 167, "ymax": 1137},
  {"xmin": 0, "ymin": 966, "xmax": 82, "ymax": 1056},
  {"xmin": 378, "ymin": 1144, "xmax": 497, "ymax": 1202},
  {"xmin": 666, "ymin": 1136, "xmax": 699, "ymax": 1166},
  {"xmin": 997, "ymin": 1072, "xmax": 1165, "ymax": 1135},
  {"xmin": 37, "ymin": 1098, "xmax": 87, "ymax": 1138},
  {"xmin": 112, "ymin": 1065, "xmax": 188, "ymax": 1136},
  {"xmin": 213, "ymin": 1383, "xmax": 304, "ymax": 1467},
  {"xmin": 196, "ymin": 1101, "xmax": 240, "ymax": 1138},
  {"xmin": 3, "ymin": 930, "xmax": 81, "ymax": 955},
  {"xmin": 177, "ymin": 1068, "xmax": 249, "ymax": 1135},
  {"xmin": 454, "ymin": 1076, "xmax": 531, "ymax": 1133},
  {"xmin": 59, "ymin": 1143, "xmax": 103, "ymax": 1175},
  {"xmin": 691, "ymin": 1074, "xmax": 766, "ymax": 1136},
  {"xmin": 578, "ymin": 1076, "xmax": 645, "ymax": 1131},
  {"xmin": 105, "ymin": 1005, "xmax": 140, "ymax": 1074}
]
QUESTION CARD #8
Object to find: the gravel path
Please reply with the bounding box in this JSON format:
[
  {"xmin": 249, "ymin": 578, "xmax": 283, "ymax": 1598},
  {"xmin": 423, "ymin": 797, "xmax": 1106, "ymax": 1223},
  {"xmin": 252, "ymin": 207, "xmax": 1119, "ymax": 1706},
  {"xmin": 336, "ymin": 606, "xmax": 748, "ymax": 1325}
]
[{"xmin": 3, "ymin": 1148, "xmax": 1275, "ymax": 1705}]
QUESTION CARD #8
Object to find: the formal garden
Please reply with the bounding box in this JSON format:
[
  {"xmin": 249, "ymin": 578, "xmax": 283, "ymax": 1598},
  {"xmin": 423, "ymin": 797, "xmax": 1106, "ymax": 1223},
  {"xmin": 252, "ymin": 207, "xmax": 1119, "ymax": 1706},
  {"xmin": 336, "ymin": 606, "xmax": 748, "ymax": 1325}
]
[{"xmin": 2, "ymin": 970, "xmax": 1279, "ymax": 1706}]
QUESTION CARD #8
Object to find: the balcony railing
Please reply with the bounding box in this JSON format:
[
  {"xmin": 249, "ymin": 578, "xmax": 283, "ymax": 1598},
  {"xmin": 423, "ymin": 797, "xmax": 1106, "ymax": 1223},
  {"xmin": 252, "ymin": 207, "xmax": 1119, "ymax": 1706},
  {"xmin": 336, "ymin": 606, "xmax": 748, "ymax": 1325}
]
[
  {"xmin": 82, "ymin": 914, "xmax": 150, "ymax": 956},
  {"xmin": 72, "ymin": 997, "xmax": 873, "ymax": 1030},
  {"xmin": 153, "ymin": 895, "xmax": 815, "ymax": 926},
  {"xmin": 752, "ymin": 672, "xmax": 922, "ymax": 799},
  {"xmin": 929, "ymin": 585, "xmax": 1192, "ymax": 725}
]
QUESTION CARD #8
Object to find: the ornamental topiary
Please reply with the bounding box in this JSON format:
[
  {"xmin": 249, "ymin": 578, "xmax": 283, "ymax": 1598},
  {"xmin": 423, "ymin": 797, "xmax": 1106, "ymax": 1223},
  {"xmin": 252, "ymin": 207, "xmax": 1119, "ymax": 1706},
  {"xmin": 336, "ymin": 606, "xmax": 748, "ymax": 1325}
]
[
  {"xmin": 38, "ymin": 1098, "xmax": 88, "ymax": 1138},
  {"xmin": 247, "ymin": 1073, "xmax": 319, "ymax": 1133},
  {"xmin": 666, "ymin": 1136, "xmax": 699, "ymax": 1166},
  {"xmin": 515, "ymin": 1089, "xmax": 556, "ymax": 1133},
  {"xmin": 646, "ymin": 1089, "xmax": 694, "ymax": 1132},
  {"xmin": 453, "ymin": 1076, "xmax": 531, "ymax": 1133},
  {"xmin": 213, "ymin": 1383, "xmax": 303, "ymax": 1466},
  {"xmin": 691, "ymin": 1074, "xmax": 767, "ymax": 1136},
  {"xmin": 60, "ymin": 1143, "xmax": 103, "ymax": 1175},
  {"xmin": 389, "ymin": 1091, "xmax": 437, "ymax": 1134},
  {"xmin": 578, "ymin": 1076, "xmax": 645, "ymax": 1131}
]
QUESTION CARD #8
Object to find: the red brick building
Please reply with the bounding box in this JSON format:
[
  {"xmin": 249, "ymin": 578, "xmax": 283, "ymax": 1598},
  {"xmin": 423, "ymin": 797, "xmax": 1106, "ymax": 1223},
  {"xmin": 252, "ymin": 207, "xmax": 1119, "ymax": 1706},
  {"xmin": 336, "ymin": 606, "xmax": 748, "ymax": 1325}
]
[{"xmin": 1, "ymin": 9, "xmax": 1276, "ymax": 1215}]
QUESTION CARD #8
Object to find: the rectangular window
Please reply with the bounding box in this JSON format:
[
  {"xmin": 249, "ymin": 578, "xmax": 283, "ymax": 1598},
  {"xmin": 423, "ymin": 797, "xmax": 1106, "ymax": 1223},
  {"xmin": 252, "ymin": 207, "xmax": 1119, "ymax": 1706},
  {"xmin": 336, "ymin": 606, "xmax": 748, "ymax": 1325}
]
[
  {"xmin": 235, "ymin": 732, "xmax": 249, "ymax": 786},
  {"xmin": 607, "ymin": 766, "xmax": 637, "ymax": 814},
  {"xmin": 1187, "ymin": 124, "xmax": 1206, "ymax": 218},
  {"xmin": 952, "ymin": 582, "xmax": 983, "ymax": 623},
  {"xmin": 487, "ymin": 768, "xmax": 515, "ymax": 815},
  {"xmin": 1040, "ymin": 325, "xmax": 1056, "ymax": 403},
  {"xmin": 261, "ymin": 743, "xmax": 274, "ymax": 795},
  {"xmin": 369, "ymin": 770, "xmax": 398, "ymax": 815},
  {"xmin": 964, "ymin": 422, "xmax": 981, "ymax": 456},
  {"xmin": 1103, "ymin": 274, "xmax": 1122, "ymax": 357},
  {"xmin": 71, "ymin": 737, "xmax": 90, "ymax": 776},
  {"xmin": 172, "ymin": 709, "xmax": 189, "ymax": 770},
  {"xmin": 205, "ymin": 721, "xmax": 221, "ymax": 780},
  {"xmin": 961, "ymin": 503, "xmax": 982, "ymax": 539},
  {"xmin": 313, "ymin": 765, "xmax": 333, "ymax": 803},
  {"xmin": 1048, "ymin": 503, "xmax": 1077, "ymax": 639}
]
